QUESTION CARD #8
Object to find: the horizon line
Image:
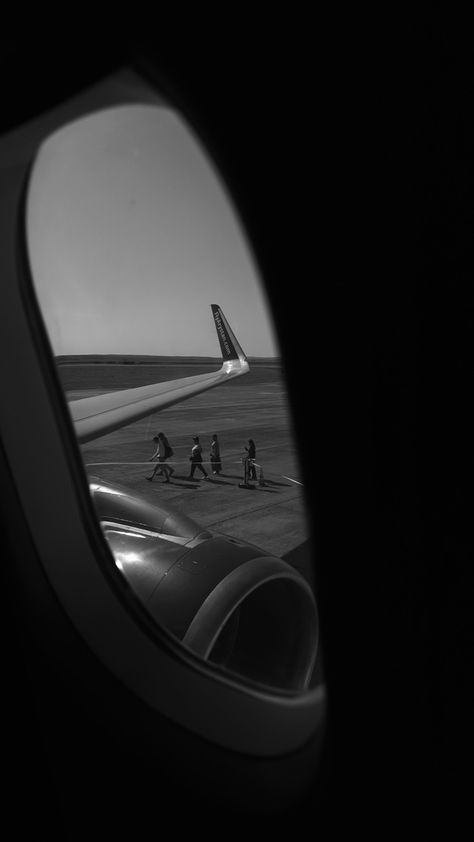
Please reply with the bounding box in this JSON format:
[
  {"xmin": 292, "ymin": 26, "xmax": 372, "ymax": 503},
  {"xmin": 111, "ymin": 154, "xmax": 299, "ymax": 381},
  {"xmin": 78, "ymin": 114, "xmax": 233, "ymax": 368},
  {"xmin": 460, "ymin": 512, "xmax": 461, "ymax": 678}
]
[{"xmin": 56, "ymin": 352, "xmax": 281, "ymax": 363}]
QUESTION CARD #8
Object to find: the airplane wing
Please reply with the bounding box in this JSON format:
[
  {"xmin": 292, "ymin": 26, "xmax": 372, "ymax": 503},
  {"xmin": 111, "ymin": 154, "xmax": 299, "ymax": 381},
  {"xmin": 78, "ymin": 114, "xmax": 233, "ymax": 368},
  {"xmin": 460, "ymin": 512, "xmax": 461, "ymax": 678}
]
[{"xmin": 68, "ymin": 305, "xmax": 249, "ymax": 443}]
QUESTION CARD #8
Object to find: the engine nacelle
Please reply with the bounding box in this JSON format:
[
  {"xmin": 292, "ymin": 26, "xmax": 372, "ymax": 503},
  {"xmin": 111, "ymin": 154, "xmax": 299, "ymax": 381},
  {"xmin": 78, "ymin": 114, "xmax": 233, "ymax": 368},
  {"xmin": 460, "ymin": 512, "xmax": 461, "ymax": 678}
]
[{"xmin": 90, "ymin": 478, "xmax": 318, "ymax": 692}]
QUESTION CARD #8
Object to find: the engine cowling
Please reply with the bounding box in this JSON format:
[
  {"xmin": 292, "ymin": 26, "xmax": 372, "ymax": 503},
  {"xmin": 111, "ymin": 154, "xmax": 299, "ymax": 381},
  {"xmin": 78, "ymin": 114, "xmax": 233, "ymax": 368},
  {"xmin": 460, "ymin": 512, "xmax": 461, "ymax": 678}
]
[{"xmin": 90, "ymin": 478, "xmax": 319, "ymax": 692}]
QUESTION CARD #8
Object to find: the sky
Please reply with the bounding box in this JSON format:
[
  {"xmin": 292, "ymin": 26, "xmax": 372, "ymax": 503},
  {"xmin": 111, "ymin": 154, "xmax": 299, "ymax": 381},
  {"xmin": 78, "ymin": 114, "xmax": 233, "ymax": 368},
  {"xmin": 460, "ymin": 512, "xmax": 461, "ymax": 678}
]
[{"xmin": 26, "ymin": 104, "xmax": 278, "ymax": 358}]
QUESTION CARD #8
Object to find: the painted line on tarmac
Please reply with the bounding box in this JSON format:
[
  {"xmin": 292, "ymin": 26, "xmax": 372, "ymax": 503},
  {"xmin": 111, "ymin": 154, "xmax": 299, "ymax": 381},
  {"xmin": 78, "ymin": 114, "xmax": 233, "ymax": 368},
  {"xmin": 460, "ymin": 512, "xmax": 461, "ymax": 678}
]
[
  {"xmin": 86, "ymin": 461, "xmax": 161, "ymax": 466},
  {"xmin": 85, "ymin": 460, "xmax": 248, "ymax": 467},
  {"xmin": 85, "ymin": 461, "xmax": 304, "ymax": 486},
  {"xmin": 85, "ymin": 461, "xmax": 240, "ymax": 466},
  {"xmin": 281, "ymin": 475, "xmax": 304, "ymax": 486}
]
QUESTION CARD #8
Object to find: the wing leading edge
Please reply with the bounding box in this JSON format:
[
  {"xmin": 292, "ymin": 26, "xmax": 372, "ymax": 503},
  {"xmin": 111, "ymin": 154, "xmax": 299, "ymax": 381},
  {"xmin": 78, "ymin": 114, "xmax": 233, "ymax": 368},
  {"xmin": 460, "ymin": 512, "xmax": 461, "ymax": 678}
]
[{"xmin": 68, "ymin": 305, "xmax": 249, "ymax": 443}]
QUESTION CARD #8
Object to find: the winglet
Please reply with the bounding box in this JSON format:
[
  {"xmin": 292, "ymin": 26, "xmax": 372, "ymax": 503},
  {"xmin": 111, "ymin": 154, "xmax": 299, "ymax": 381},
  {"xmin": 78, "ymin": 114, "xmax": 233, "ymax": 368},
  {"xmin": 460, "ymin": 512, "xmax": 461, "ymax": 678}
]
[{"xmin": 211, "ymin": 304, "xmax": 249, "ymax": 374}]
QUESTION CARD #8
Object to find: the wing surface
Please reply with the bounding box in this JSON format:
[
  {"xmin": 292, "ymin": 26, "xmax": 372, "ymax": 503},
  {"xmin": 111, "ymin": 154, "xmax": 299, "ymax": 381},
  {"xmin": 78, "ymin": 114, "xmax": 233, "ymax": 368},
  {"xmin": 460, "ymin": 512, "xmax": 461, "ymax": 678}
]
[{"xmin": 68, "ymin": 305, "xmax": 249, "ymax": 443}]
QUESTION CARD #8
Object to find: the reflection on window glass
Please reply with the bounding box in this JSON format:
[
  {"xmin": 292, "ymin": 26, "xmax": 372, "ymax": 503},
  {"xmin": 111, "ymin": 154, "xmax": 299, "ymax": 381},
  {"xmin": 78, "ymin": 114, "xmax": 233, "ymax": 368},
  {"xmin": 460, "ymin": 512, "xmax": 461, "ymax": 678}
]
[{"xmin": 27, "ymin": 103, "xmax": 322, "ymax": 692}]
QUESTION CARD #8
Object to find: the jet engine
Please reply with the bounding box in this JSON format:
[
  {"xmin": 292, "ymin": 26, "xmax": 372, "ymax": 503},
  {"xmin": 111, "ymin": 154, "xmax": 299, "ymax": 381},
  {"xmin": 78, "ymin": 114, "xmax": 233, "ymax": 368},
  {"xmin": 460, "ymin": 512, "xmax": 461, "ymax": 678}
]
[{"xmin": 90, "ymin": 478, "xmax": 319, "ymax": 692}]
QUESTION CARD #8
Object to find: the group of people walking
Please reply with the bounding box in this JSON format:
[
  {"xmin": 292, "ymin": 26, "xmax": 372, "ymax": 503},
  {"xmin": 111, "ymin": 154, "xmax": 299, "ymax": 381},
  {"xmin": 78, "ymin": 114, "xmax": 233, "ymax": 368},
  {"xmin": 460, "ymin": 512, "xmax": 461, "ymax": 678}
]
[{"xmin": 146, "ymin": 432, "xmax": 257, "ymax": 483}]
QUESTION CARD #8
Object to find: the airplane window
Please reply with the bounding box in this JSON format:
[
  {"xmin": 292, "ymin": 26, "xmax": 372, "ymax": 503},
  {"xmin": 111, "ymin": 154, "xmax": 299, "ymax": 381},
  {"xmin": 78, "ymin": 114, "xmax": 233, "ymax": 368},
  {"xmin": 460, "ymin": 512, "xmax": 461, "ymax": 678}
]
[{"xmin": 26, "ymin": 101, "xmax": 323, "ymax": 694}]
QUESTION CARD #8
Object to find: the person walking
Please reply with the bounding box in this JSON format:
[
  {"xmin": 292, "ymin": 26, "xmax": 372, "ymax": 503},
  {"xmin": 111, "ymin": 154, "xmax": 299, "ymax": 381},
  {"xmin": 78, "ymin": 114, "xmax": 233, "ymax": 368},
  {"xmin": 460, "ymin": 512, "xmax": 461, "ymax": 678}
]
[
  {"xmin": 146, "ymin": 432, "xmax": 174, "ymax": 482},
  {"xmin": 210, "ymin": 433, "xmax": 222, "ymax": 474},
  {"xmin": 188, "ymin": 436, "xmax": 210, "ymax": 480},
  {"xmin": 245, "ymin": 438, "xmax": 257, "ymax": 481}
]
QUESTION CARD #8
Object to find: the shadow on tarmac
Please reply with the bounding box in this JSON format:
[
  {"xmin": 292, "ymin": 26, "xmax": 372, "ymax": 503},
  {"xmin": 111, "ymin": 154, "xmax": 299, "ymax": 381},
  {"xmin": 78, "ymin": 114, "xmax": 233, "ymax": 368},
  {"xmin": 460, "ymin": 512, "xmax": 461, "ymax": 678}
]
[
  {"xmin": 148, "ymin": 476, "xmax": 200, "ymax": 489},
  {"xmin": 237, "ymin": 484, "xmax": 278, "ymax": 493},
  {"xmin": 146, "ymin": 474, "xmax": 284, "ymax": 493},
  {"xmin": 219, "ymin": 473, "xmax": 245, "ymax": 480}
]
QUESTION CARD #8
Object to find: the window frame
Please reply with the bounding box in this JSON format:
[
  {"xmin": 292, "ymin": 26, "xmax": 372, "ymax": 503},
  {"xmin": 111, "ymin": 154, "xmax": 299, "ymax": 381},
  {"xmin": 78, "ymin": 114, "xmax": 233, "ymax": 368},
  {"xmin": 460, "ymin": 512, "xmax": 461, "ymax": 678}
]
[{"xmin": 0, "ymin": 66, "xmax": 326, "ymax": 756}]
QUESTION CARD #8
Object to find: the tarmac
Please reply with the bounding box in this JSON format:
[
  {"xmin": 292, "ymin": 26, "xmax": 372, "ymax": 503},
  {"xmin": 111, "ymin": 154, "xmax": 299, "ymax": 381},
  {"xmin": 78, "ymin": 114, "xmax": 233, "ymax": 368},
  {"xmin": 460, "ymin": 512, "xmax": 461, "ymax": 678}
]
[{"xmin": 72, "ymin": 369, "xmax": 316, "ymax": 590}]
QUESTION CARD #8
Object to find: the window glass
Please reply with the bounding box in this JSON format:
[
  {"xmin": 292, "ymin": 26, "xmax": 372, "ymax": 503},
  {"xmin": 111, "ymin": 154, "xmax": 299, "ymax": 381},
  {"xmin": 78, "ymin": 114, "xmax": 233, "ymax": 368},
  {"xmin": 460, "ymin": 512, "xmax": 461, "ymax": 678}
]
[{"xmin": 26, "ymin": 102, "xmax": 321, "ymax": 692}]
